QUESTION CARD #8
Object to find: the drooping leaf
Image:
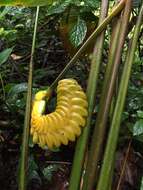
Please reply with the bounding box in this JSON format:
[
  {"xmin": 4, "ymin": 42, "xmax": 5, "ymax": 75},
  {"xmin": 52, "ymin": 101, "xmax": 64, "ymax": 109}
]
[
  {"xmin": 47, "ymin": 0, "xmax": 72, "ymax": 16},
  {"xmin": 0, "ymin": 7, "xmax": 10, "ymax": 19},
  {"xmin": 83, "ymin": 0, "xmax": 99, "ymax": 10},
  {"xmin": 0, "ymin": 0, "xmax": 56, "ymax": 7},
  {"xmin": 137, "ymin": 110, "xmax": 143, "ymax": 118},
  {"xmin": 69, "ymin": 17, "xmax": 87, "ymax": 47},
  {"xmin": 42, "ymin": 165, "xmax": 59, "ymax": 181},
  {"xmin": 8, "ymin": 83, "xmax": 28, "ymax": 97},
  {"xmin": 28, "ymin": 156, "xmax": 41, "ymax": 183},
  {"xmin": 0, "ymin": 47, "xmax": 13, "ymax": 66},
  {"xmin": 133, "ymin": 119, "xmax": 143, "ymax": 136}
]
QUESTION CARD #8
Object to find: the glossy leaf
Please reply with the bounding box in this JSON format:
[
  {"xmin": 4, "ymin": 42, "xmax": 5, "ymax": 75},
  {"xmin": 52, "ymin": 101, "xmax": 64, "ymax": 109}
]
[
  {"xmin": 47, "ymin": 0, "xmax": 72, "ymax": 16},
  {"xmin": 8, "ymin": 83, "xmax": 28, "ymax": 97},
  {"xmin": 69, "ymin": 18, "xmax": 87, "ymax": 47},
  {"xmin": 42, "ymin": 165, "xmax": 59, "ymax": 181},
  {"xmin": 28, "ymin": 156, "xmax": 41, "ymax": 183},
  {"xmin": 0, "ymin": 47, "xmax": 13, "ymax": 66},
  {"xmin": 133, "ymin": 119, "xmax": 143, "ymax": 136},
  {"xmin": 83, "ymin": 0, "xmax": 99, "ymax": 9},
  {"xmin": 137, "ymin": 110, "xmax": 143, "ymax": 118},
  {"xmin": 0, "ymin": 7, "xmax": 10, "ymax": 19}
]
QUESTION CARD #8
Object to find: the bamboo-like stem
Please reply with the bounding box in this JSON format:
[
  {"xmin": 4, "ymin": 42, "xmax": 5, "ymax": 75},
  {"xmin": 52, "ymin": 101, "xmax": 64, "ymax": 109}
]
[
  {"xmin": 83, "ymin": 16, "xmax": 122, "ymax": 190},
  {"xmin": 69, "ymin": 1, "xmax": 109, "ymax": 190},
  {"xmin": 81, "ymin": 0, "xmax": 110, "ymax": 189},
  {"xmin": 116, "ymin": 139, "xmax": 132, "ymax": 190},
  {"xmin": 18, "ymin": 7, "xmax": 39, "ymax": 190},
  {"xmin": 48, "ymin": 0, "xmax": 127, "ymax": 92},
  {"xmin": 0, "ymin": 73, "xmax": 6, "ymax": 100},
  {"xmin": 96, "ymin": 4, "xmax": 143, "ymax": 190},
  {"xmin": 83, "ymin": 1, "xmax": 132, "ymax": 189}
]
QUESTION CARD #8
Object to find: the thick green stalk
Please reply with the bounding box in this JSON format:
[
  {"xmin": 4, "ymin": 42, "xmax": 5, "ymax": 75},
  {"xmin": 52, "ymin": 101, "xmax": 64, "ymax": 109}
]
[
  {"xmin": 83, "ymin": 15, "xmax": 122, "ymax": 190},
  {"xmin": 96, "ymin": 4, "xmax": 143, "ymax": 190},
  {"xmin": 69, "ymin": 1, "xmax": 109, "ymax": 190},
  {"xmin": 49, "ymin": 0, "xmax": 126, "ymax": 91},
  {"xmin": 18, "ymin": 7, "xmax": 39, "ymax": 190},
  {"xmin": 83, "ymin": 1, "xmax": 132, "ymax": 190}
]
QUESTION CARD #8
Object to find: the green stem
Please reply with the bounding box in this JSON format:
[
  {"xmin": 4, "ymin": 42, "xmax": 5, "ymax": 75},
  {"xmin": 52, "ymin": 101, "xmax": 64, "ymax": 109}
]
[
  {"xmin": 0, "ymin": 73, "xmax": 6, "ymax": 100},
  {"xmin": 69, "ymin": 1, "xmax": 109, "ymax": 190},
  {"xmin": 83, "ymin": 15, "xmax": 122, "ymax": 190},
  {"xmin": 96, "ymin": 4, "xmax": 143, "ymax": 190},
  {"xmin": 49, "ymin": 0, "xmax": 126, "ymax": 92},
  {"xmin": 18, "ymin": 7, "xmax": 39, "ymax": 190},
  {"xmin": 83, "ymin": 1, "xmax": 132, "ymax": 189}
]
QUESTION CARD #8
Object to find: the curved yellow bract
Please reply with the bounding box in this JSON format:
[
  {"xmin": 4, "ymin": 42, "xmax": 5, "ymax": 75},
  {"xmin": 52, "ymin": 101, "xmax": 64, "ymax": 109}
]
[{"xmin": 31, "ymin": 79, "xmax": 88, "ymax": 149}]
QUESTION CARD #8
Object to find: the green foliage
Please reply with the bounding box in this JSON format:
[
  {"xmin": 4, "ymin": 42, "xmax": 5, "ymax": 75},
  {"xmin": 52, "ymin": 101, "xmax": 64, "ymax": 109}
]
[
  {"xmin": 46, "ymin": 0, "xmax": 72, "ymax": 16},
  {"xmin": 6, "ymin": 83, "xmax": 28, "ymax": 113},
  {"xmin": 69, "ymin": 17, "xmax": 87, "ymax": 47},
  {"xmin": 28, "ymin": 156, "xmax": 39, "ymax": 180},
  {"xmin": 46, "ymin": 0, "xmax": 99, "ymax": 48},
  {"xmin": 140, "ymin": 176, "xmax": 143, "ymax": 190},
  {"xmin": 0, "ymin": 0, "xmax": 55, "ymax": 6},
  {"xmin": 133, "ymin": 119, "xmax": 143, "ymax": 136},
  {"xmin": 42, "ymin": 165, "xmax": 59, "ymax": 181},
  {"xmin": 0, "ymin": 47, "xmax": 13, "ymax": 65}
]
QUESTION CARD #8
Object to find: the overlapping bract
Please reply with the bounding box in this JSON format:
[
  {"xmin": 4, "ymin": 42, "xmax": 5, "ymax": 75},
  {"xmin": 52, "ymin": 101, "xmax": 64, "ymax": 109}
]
[{"xmin": 31, "ymin": 79, "xmax": 88, "ymax": 149}]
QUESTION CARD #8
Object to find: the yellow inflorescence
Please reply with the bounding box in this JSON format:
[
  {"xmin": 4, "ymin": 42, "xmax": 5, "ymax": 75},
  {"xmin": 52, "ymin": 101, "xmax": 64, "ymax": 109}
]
[{"xmin": 31, "ymin": 79, "xmax": 88, "ymax": 149}]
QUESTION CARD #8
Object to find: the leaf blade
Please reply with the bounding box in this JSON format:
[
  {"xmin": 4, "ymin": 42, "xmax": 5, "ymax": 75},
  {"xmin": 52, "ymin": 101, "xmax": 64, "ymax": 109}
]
[
  {"xmin": 0, "ymin": 47, "xmax": 13, "ymax": 66},
  {"xmin": 69, "ymin": 18, "xmax": 87, "ymax": 47}
]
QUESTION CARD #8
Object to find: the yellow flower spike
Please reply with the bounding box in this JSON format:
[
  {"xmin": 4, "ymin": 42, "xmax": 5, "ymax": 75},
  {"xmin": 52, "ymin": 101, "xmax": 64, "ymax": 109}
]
[
  {"xmin": 71, "ymin": 105, "xmax": 88, "ymax": 117},
  {"xmin": 43, "ymin": 116, "xmax": 55, "ymax": 132},
  {"xmin": 58, "ymin": 133, "xmax": 69, "ymax": 145},
  {"xmin": 68, "ymin": 120, "xmax": 81, "ymax": 135},
  {"xmin": 30, "ymin": 127, "xmax": 34, "ymax": 135},
  {"xmin": 71, "ymin": 97, "xmax": 88, "ymax": 107},
  {"xmin": 47, "ymin": 114, "xmax": 60, "ymax": 130},
  {"xmin": 63, "ymin": 127, "xmax": 76, "ymax": 141},
  {"xmin": 74, "ymin": 91, "xmax": 87, "ymax": 99},
  {"xmin": 45, "ymin": 134, "xmax": 52, "ymax": 149},
  {"xmin": 56, "ymin": 100, "xmax": 70, "ymax": 107},
  {"xmin": 32, "ymin": 100, "xmax": 46, "ymax": 116},
  {"xmin": 31, "ymin": 78, "xmax": 88, "ymax": 149},
  {"xmin": 46, "ymin": 133, "xmax": 55, "ymax": 148},
  {"xmin": 33, "ymin": 132, "xmax": 39, "ymax": 143},
  {"xmin": 52, "ymin": 112, "xmax": 64, "ymax": 128},
  {"xmin": 38, "ymin": 135, "xmax": 46, "ymax": 148},
  {"xmin": 33, "ymin": 117, "xmax": 45, "ymax": 133},
  {"xmin": 35, "ymin": 90, "xmax": 47, "ymax": 100},
  {"xmin": 51, "ymin": 133, "xmax": 61, "ymax": 147},
  {"xmin": 56, "ymin": 105, "xmax": 69, "ymax": 114},
  {"xmin": 70, "ymin": 113, "xmax": 86, "ymax": 127},
  {"xmin": 57, "ymin": 95, "xmax": 71, "ymax": 103},
  {"xmin": 56, "ymin": 108, "xmax": 67, "ymax": 117}
]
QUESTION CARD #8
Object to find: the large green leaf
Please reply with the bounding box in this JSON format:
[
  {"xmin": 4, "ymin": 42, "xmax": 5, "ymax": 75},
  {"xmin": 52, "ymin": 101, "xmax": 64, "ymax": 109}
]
[
  {"xmin": 133, "ymin": 119, "xmax": 143, "ymax": 136},
  {"xmin": 0, "ymin": 0, "xmax": 55, "ymax": 6},
  {"xmin": 0, "ymin": 47, "xmax": 13, "ymax": 66},
  {"xmin": 42, "ymin": 165, "xmax": 59, "ymax": 181},
  {"xmin": 47, "ymin": 0, "xmax": 72, "ymax": 16},
  {"xmin": 69, "ymin": 17, "xmax": 87, "ymax": 47},
  {"xmin": 8, "ymin": 83, "xmax": 28, "ymax": 97}
]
